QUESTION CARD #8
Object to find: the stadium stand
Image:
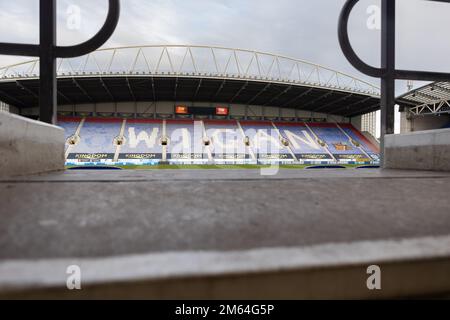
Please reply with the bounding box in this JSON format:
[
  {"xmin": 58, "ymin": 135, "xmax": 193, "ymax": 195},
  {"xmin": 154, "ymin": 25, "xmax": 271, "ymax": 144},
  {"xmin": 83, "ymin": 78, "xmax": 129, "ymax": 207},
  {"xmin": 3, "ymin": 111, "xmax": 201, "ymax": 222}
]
[
  {"xmin": 165, "ymin": 120, "xmax": 209, "ymax": 164},
  {"xmin": 204, "ymin": 120, "xmax": 250, "ymax": 163},
  {"xmin": 75, "ymin": 120, "xmax": 121, "ymax": 154},
  {"xmin": 338, "ymin": 123, "xmax": 380, "ymax": 162},
  {"xmin": 59, "ymin": 118, "xmax": 81, "ymax": 152},
  {"xmin": 118, "ymin": 119, "xmax": 164, "ymax": 164},
  {"xmin": 59, "ymin": 117, "xmax": 379, "ymax": 165},
  {"xmin": 61, "ymin": 118, "xmax": 121, "ymax": 165},
  {"xmin": 275, "ymin": 122, "xmax": 333, "ymax": 163},
  {"xmin": 240, "ymin": 121, "xmax": 294, "ymax": 162},
  {"xmin": 308, "ymin": 123, "xmax": 371, "ymax": 163}
]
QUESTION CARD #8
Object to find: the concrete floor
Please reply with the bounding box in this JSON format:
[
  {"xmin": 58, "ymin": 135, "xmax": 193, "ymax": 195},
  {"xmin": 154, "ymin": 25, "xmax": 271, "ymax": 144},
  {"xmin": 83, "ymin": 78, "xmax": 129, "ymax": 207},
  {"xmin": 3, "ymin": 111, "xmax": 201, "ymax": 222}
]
[{"xmin": 2, "ymin": 168, "xmax": 450, "ymax": 260}]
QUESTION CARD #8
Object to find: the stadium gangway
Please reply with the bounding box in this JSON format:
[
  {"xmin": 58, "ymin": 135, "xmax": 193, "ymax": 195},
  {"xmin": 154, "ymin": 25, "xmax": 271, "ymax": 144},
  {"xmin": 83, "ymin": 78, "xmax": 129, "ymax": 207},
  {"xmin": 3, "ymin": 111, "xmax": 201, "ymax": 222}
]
[{"xmin": 338, "ymin": 0, "xmax": 450, "ymax": 166}]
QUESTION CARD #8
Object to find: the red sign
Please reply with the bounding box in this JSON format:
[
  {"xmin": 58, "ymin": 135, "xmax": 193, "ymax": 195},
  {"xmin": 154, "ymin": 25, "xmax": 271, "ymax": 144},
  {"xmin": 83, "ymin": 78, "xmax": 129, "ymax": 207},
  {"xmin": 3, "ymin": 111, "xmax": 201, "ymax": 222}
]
[
  {"xmin": 175, "ymin": 105, "xmax": 189, "ymax": 114},
  {"xmin": 216, "ymin": 107, "xmax": 229, "ymax": 116}
]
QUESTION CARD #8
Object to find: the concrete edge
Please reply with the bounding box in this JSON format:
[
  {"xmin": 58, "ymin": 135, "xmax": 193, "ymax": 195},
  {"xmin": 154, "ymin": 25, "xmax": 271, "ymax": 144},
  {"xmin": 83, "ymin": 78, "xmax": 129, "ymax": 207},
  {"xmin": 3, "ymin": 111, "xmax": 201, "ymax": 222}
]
[
  {"xmin": 0, "ymin": 111, "xmax": 57, "ymax": 130},
  {"xmin": 1, "ymin": 235, "xmax": 450, "ymax": 299},
  {"xmin": 385, "ymin": 128, "xmax": 450, "ymax": 147},
  {"xmin": 385, "ymin": 129, "xmax": 450, "ymax": 171},
  {"xmin": 0, "ymin": 111, "xmax": 65, "ymax": 178},
  {"xmin": 3, "ymin": 169, "xmax": 450, "ymax": 183}
]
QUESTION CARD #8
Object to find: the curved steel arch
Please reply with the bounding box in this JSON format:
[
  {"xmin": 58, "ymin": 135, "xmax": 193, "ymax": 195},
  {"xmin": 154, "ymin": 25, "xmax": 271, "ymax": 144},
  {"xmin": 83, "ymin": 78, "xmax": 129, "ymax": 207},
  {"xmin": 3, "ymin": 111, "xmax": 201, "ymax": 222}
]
[{"xmin": 0, "ymin": 45, "xmax": 380, "ymax": 97}]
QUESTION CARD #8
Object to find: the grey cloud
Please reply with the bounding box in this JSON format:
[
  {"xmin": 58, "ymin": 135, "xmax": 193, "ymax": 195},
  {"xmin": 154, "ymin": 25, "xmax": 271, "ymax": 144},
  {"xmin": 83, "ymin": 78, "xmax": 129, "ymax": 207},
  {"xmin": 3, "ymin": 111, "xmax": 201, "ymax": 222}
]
[{"xmin": 1, "ymin": 0, "xmax": 450, "ymax": 95}]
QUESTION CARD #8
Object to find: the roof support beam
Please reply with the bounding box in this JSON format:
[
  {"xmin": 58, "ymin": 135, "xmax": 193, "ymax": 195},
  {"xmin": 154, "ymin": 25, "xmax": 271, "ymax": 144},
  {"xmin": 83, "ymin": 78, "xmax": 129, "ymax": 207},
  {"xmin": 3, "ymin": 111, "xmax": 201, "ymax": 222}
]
[
  {"xmin": 72, "ymin": 78, "xmax": 94, "ymax": 103},
  {"xmin": 263, "ymin": 85, "xmax": 292, "ymax": 106},
  {"xmin": 0, "ymin": 88, "xmax": 30, "ymax": 109},
  {"xmin": 150, "ymin": 77, "xmax": 156, "ymax": 101},
  {"xmin": 230, "ymin": 81, "xmax": 248, "ymax": 103},
  {"xmin": 343, "ymin": 102, "xmax": 379, "ymax": 117},
  {"xmin": 332, "ymin": 96, "xmax": 373, "ymax": 113},
  {"xmin": 125, "ymin": 76, "xmax": 136, "ymax": 102},
  {"xmin": 211, "ymin": 79, "xmax": 226, "ymax": 101},
  {"xmin": 16, "ymin": 80, "xmax": 38, "ymax": 99},
  {"xmin": 246, "ymin": 83, "xmax": 271, "ymax": 105},
  {"xmin": 281, "ymin": 88, "xmax": 313, "ymax": 108},
  {"xmin": 192, "ymin": 78, "xmax": 202, "ymax": 102},
  {"xmin": 313, "ymin": 93, "xmax": 353, "ymax": 112},
  {"xmin": 408, "ymin": 99, "xmax": 450, "ymax": 116},
  {"xmin": 173, "ymin": 77, "xmax": 179, "ymax": 101},
  {"xmin": 301, "ymin": 91, "xmax": 334, "ymax": 109},
  {"xmin": 99, "ymin": 77, "xmax": 115, "ymax": 101},
  {"xmin": 57, "ymin": 90, "xmax": 73, "ymax": 105}
]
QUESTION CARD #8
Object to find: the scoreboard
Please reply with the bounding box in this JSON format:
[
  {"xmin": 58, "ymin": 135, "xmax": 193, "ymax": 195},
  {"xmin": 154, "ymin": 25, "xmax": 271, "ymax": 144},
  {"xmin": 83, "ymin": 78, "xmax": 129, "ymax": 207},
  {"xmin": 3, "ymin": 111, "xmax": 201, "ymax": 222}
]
[{"xmin": 175, "ymin": 105, "xmax": 229, "ymax": 116}]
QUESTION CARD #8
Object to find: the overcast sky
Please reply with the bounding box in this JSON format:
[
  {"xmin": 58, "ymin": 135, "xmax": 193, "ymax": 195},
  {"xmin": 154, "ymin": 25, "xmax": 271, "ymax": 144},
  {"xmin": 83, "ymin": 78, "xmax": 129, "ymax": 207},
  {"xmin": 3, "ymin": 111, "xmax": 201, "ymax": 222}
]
[{"xmin": 2, "ymin": 0, "xmax": 450, "ymax": 92}]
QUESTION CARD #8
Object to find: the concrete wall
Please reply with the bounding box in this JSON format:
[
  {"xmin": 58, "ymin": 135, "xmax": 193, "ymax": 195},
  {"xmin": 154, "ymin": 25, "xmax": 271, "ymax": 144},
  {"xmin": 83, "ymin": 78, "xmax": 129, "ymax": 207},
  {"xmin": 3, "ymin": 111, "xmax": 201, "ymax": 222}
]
[
  {"xmin": 351, "ymin": 115, "xmax": 362, "ymax": 132},
  {"xmin": 0, "ymin": 112, "xmax": 65, "ymax": 177},
  {"xmin": 385, "ymin": 128, "xmax": 450, "ymax": 171},
  {"xmin": 400, "ymin": 111, "xmax": 412, "ymax": 134}
]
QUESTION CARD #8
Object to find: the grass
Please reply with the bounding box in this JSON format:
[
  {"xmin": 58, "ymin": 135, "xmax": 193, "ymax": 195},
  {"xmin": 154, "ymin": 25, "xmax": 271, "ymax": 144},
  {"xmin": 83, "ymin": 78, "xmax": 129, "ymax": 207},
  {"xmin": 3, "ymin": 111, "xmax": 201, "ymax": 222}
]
[{"xmin": 66, "ymin": 163, "xmax": 370, "ymax": 170}]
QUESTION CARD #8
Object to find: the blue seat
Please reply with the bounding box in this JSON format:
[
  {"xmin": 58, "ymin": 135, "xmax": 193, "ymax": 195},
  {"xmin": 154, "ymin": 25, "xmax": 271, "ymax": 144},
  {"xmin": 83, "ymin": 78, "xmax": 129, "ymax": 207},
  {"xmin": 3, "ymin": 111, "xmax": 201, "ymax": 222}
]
[
  {"xmin": 121, "ymin": 121, "xmax": 163, "ymax": 154},
  {"xmin": 72, "ymin": 121, "xmax": 121, "ymax": 154},
  {"xmin": 204, "ymin": 121, "xmax": 247, "ymax": 160},
  {"xmin": 277, "ymin": 124, "xmax": 325, "ymax": 154},
  {"xmin": 309, "ymin": 125, "xmax": 363, "ymax": 155},
  {"xmin": 166, "ymin": 121, "xmax": 207, "ymax": 162}
]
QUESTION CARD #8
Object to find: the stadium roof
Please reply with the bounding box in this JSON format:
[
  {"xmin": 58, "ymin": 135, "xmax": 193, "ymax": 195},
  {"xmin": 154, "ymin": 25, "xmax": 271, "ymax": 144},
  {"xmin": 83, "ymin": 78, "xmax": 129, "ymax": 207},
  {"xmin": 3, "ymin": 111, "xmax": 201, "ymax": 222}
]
[
  {"xmin": 0, "ymin": 45, "xmax": 381, "ymax": 117},
  {"xmin": 397, "ymin": 81, "xmax": 450, "ymax": 116}
]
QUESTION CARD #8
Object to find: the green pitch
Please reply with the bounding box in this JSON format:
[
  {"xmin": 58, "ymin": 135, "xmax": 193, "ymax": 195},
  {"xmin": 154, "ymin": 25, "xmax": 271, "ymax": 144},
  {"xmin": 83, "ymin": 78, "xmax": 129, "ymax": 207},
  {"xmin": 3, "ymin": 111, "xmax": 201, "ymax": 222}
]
[{"xmin": 66, "ymin": 164, "xmax": 372, "ymax": 170}]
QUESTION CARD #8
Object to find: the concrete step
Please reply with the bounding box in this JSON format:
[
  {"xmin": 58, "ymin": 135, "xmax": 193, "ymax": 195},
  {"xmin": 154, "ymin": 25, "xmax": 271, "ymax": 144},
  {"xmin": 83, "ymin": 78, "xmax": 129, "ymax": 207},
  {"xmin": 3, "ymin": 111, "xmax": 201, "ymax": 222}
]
[{"xmin": 1, "ymin": 236, "xmax": 450, "ymax": 299}]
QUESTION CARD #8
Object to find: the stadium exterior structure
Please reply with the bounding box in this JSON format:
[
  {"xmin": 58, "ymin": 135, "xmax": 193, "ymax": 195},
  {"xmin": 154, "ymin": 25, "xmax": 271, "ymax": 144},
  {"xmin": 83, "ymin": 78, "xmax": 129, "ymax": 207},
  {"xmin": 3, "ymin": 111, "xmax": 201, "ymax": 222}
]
[
  {"xmin": 0, "ymin": 45, "xmax": 380, "ymax": 118},
  {"xmin": 0, "ymin": 45, "xmax": 381, "ymax": 165}
]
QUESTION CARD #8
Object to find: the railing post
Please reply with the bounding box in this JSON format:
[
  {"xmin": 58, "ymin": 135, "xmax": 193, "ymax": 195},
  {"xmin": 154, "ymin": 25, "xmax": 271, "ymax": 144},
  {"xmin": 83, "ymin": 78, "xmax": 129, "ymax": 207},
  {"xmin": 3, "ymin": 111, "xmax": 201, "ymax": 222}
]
[
  {"xmin": 39, "ymin": 0, "xmax": 57, "ymax": 124},
  {"xmin": 380, "ymin": 0, "xmax": 396, "ymax": 166}
]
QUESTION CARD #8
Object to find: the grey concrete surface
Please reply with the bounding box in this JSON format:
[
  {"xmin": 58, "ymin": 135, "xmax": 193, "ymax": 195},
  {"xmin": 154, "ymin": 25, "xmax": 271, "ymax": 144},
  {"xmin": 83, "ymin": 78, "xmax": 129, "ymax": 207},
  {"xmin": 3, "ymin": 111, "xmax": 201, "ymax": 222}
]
[
  {"xmin": 1, "ymin": 169, "xmax": 450, "ymax": 260},
  {"xmin": 385, "ymin": 129, "xmax": 450, "ymax": 171},
  {"xmin": 3, "ymin": 167, "xmax": 450, "ymax": 182},
  {"xmin": 0, "ymin": 112, "xmax": 65, "ymax": 178},
  {"xmin": 2, "ymin": 236, "xmax": 450, "ymax": 299}
]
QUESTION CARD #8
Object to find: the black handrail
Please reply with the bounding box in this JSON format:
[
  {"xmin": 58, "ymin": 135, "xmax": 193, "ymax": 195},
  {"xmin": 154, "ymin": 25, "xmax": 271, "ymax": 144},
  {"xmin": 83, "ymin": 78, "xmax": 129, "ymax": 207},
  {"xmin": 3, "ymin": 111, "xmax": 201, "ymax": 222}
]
[
  {"xmin": 338, "ymin": 0, "xmax": 450, "ymax": 166},
  {"xmin": 56, "ymin": 0, "xmax": 120, "ymax": 58},
  {"xmin": 338, "ymin": 0, "xmax": 450, "ymax": 82},
  {"xmin": 0, "ymin": 0, "xmax": 120, "ymax": 123},
  {"xmin": 338, "ymin": 0, "xmax": 384, "ymax": 78}
]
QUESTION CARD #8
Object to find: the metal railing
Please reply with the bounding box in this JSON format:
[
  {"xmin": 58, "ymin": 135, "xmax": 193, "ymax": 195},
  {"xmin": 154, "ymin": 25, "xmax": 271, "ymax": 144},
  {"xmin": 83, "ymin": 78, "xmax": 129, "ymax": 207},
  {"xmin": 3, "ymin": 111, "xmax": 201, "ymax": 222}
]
[
  {"xmin": 338, "ymin": 0, "xmax": 450, "ymax": 166},
  {"xmin": 0, "ymin": 0, "xmax": 120, "ymax": 123}
]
